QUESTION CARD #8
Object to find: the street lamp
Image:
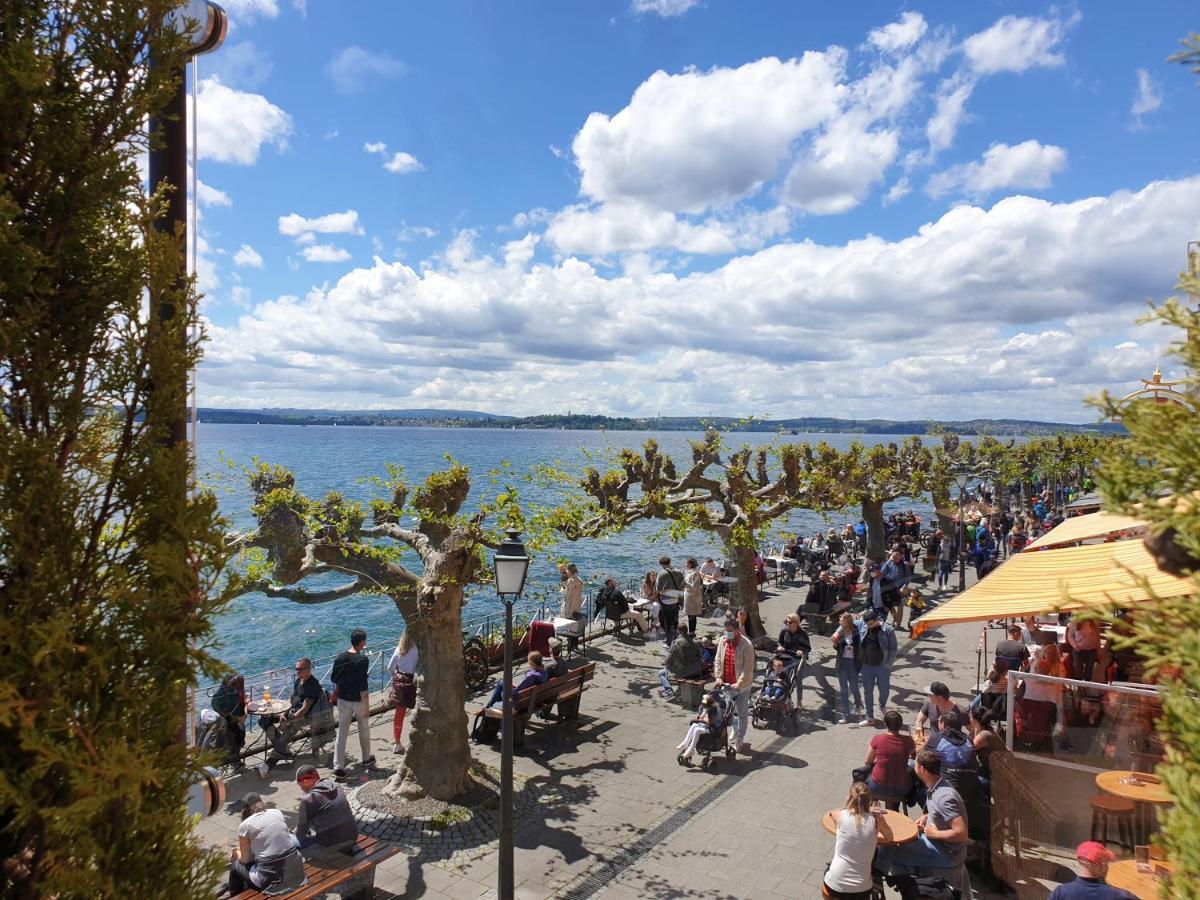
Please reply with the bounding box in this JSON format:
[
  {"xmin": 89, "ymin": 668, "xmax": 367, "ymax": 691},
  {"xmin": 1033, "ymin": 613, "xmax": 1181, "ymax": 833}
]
[
  {"xmin": 954, "ymin": 471, "xmax": 972, "ymax": 593},
  {"xmin": 493, "ymin": 529, "xmax": 530, "ymax": 900}
]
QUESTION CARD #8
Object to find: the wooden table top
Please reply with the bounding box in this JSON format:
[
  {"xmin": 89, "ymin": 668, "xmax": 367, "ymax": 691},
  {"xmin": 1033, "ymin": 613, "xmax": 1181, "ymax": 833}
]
[
  {"xmin": 823, "ymin": 808, "xmax": 919, "ymax": 846},
  {"xmin": 1106, "ymin": 858, "xmax": 1176, "ymax": 898},
  {"xmin": 248, "ymin": 699, "xmax": 290, "ymax": 717},
  {"xmin": 1096, "ymin": 770, "xmax": 1172, "ymax": 805}
]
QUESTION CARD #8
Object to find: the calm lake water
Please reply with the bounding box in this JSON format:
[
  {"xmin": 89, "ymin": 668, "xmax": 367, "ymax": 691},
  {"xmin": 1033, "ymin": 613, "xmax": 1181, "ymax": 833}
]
[{"xmin": 198, "ymin": 424, "xmax": 940, "ymax": 676}]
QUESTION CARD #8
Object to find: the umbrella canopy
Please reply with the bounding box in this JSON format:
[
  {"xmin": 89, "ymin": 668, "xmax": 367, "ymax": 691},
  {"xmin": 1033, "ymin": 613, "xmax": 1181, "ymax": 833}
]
[
  {"xmin": 1065, "ymin": 492, "xmax": 1102, "ymax": 513},
  {"xmin": 912, "ymin": 539, "xmax": 1192, "ymax": 637},
  {"xmin": 1025, "ymin": 510, "xmax": 1148, "ymax": 550}
]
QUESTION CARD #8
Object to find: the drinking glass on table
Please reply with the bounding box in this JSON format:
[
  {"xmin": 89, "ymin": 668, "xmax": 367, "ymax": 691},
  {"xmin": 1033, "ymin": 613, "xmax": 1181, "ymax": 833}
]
[{"xmin": 1136, "ymin": 846, "xmax": 1151, "ymax": 873}]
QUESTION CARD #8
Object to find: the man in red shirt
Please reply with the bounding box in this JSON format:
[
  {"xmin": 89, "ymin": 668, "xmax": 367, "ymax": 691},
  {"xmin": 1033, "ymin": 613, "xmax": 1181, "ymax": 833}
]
[{"xmin": 713, "ymin": 617, "xmax": 755, "ymax": 750}]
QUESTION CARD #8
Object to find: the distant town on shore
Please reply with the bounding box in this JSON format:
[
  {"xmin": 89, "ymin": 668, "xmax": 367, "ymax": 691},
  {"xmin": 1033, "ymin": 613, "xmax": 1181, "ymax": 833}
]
[{"xmin": 197, "ymin": 408, "xmax": 1123, "ymax": 436}]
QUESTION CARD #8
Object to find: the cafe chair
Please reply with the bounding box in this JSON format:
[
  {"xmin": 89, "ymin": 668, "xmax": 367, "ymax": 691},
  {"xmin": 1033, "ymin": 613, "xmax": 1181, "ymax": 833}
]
[{"xmin": 1090, "ymin": 793, "xmax": 1135, "ymax": 851}]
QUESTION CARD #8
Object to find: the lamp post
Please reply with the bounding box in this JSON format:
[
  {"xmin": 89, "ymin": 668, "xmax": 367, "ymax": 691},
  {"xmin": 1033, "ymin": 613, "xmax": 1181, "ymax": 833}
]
[
  {"xmin": 954, "ymin": 471, "xmax": 972, "ymax": 593},
  {"xmin": 493, "ymin": 529, "xmax": 530, "ymax": 900}
]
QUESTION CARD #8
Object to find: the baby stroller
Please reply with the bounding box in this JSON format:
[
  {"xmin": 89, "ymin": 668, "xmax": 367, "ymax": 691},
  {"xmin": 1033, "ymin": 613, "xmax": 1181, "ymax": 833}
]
[
  {"xmin": 690, "ymin": 688, "xmax": 739, "ymax": 771},
  {"xmin": 751, "ymin": 660, "xmax": 799, "ymax": 735}
]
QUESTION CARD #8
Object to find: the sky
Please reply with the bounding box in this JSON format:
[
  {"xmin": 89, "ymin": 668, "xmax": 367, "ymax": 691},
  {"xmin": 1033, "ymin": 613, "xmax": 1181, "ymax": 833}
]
[{"xmin": 188, "ymin": 0, "xmax": 1200, "ymax": 422}]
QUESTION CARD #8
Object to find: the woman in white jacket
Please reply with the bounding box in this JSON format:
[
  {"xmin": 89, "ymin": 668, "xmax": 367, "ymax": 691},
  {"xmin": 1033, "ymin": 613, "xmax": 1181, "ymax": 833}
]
[{"xmin": 387, "ymin": 633, "xmax": 418, "ymax": 754}]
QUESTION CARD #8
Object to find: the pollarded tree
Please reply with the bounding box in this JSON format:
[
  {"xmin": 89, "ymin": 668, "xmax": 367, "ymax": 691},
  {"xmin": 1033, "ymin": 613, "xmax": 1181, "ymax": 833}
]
[
  {"xmin": 231, "ymin": 460, "xmax": 516, "ymax": 801},
  {"xmin": 832, "ymin": 438, "xmax": 934, "ymax": 563},
  {"xmin": 551, "ymin": 430, "xmax": 849, "ymax": 637}
]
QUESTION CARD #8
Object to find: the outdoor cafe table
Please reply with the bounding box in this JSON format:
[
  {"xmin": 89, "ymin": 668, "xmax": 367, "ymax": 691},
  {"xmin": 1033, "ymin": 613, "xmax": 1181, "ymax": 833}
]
[
  {"xmin": 1105, "ymin": 858, "xmax": 1177, "ymax": 899},
  {"xmin": 823, "ymin": 808, "xmax": 919, "ymax": 846},
  {"xmin": 246, "ymin": 698, "xmax": 290, "ymax": 774},
  {"xmin": 1096, "ymin": 770, "xmax": 1172, "ymax": 845}
]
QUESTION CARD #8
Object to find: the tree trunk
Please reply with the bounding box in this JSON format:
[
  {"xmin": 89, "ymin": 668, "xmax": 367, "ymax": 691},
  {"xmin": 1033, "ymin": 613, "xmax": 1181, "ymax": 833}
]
[
  {"xmin": 862, "ymin": 498, "xmax": 886, "ymax": 565},
  {"xmin": 931, "ymin": 482, "xmax": 954, "ymax": 533},
  {"xmin": 729, "ymin": 542, "xmax": 766, "ymax": 640},
  {"xmin": 383, "ymin": 576, "xmax": 473, "ymax": 801}
]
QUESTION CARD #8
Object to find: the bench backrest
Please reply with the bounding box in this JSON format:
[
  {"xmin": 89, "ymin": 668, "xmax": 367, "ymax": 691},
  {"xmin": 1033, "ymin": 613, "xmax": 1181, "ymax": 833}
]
[{"xmin": 527, "ymin": 661, "xmax": 597, "ymax": 708}]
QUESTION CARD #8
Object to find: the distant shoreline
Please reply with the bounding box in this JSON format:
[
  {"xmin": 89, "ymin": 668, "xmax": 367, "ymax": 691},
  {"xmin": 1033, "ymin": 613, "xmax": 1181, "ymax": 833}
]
[{"xmin": 197, "ymin": 409, "xmax": 1120, "ymax": 437}]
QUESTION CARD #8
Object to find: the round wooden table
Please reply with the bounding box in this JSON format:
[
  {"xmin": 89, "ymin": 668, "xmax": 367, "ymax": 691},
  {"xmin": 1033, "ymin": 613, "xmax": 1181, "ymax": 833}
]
[
  {"xmin": 1105, "ymin": 858, "xmax": 1176, "ymax": 899},
  {"xmin": 248, "ymin": 699, "xmax": 290, "ymax": 718},
  {"xmin": 1096, "ymin": 770, "xmax": 1171, "ymax": 845},
  {"xmin": 823, "ymin": 808, "xmax": 919, "ymax": 846}
]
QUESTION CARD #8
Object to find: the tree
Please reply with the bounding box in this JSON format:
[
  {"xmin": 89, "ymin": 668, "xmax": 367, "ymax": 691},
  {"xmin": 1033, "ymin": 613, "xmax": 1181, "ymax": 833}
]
[
  {"xmin": 556, "ymin": 430, "xmax": 843, "ymax": 637},
  {"xmin": 0, "ymin": 3, "xmax": 232, "ymax": 896},
  {"xmin": 231, "ymin": 460, "xmax": 517, "ymax": 801},
  {"xmin": 833, "ymin": 438, "xmax": 933, "ymax": 563},
  {"xmin": 1093, "ymin": 296, "xmax": 1200, "ymax": 897}
]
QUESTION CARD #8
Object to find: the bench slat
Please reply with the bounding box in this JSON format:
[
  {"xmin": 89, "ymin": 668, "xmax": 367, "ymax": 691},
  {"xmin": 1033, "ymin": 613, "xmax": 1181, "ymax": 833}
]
[{"xmin": 232, "ymin": 836, "xmax": 399, "ymax": 900}]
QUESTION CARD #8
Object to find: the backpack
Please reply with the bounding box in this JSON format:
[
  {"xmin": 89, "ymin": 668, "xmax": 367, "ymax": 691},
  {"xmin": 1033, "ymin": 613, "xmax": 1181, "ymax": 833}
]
[
  {"xmin": 936, "ymin": 730, "xmax": 977, "ymax": 773},
  {"xmin": 471, "ymin": 713, "xmax": 500, "ymax": 744}
]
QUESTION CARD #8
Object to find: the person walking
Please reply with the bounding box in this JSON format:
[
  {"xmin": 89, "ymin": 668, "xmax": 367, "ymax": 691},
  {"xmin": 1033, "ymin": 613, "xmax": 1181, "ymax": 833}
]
[
  {"xmin": 879, "ymin": 548, "xmax": 910, "ymax": 627},
  {"xmin": 831, "ymin": 613, "xmax": 863, "ymax": 725},
  {"xmin": 683, "ymin": 557, "xmax": 704, "ymax": 634},
  {"xmin": 387, "ymin": 632, "xmax": 418, "ymax": 755},
  {"xmin": 776, "ymin": 613, "xmax": 811, "ymax": 709},
  {"xmin": 937, "ymin": 534, "xmax": 955, "ymax": 591},
  {"xmin": 713, "ymin": 617, "xmax": 755, "ymax": 750},
  {"xmin": 856, "ymin": 610, "xmax": 897, "ymax": 726},
  {"xmin": 655, "ymin": 556, "xmax": 685, "ymax": 645},
  {"xmin": 331, "ymin": 628, "xmax": 373, "ymax": 778}
]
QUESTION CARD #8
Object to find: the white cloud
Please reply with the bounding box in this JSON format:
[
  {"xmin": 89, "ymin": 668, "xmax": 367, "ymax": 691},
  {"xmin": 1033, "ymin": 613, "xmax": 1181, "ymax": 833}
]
[
  {"xmin": 572, "ymin": 53, "xmax": 847, "ymax": 214},
  {"xmin": 201, "ymin": 177, "xmax": 1200, "ymax": 420},
  {"xmin": 883, "ymin": 177, "xmax": 911, "ymax": 205},
  {"xmin": 196, "ymin": 179, "xmax": 232, "ymax": 207},
  {"xmin": 278, "ymin": 210, "xmax": 365, "ymax": 241},
  {"xmin": 927, "ymin": 140, "xmax": 1067, "ymax": 198},
  {"xmin": 396, "ymin": 223, "xmax": 438, "ymax": 242},
  {"xmin": 364, "ymin": 142, "xmax": 423, "ymax": 174},
  {"xmin": 963, "ymin": 14, "xmax": 1073, "ymax": 76},
  {"xmin": 630, "ymin": 0, "xmax": 697, "ymax": 17},
  {"xmin": 233, "ymin": 244, "xmax": 264, "ymax": 268},
  {"xmin": 1131, "ymin": 68, "xmax": 1163, "ymax": 127},
  {"xmin": 868, "ymin": 12, "xmax": 927, "ymax": 53},
  {"xmin": 545, "ymin": 203, "xmax": 790, "ymax": 256},
  {"xmin": 205, "ymin": 41, "xmax": 273, "ymax": 90},
  {"xmin": 220, "ymin": 0, "xmax": 279, "ymax": 21},
  {"xmin": 326, "ymin": 47, "xmax": 407, "ymax": 95},
  {"xmin": 301, "ymin": 244, "xmax": 352, "ymax": 263},
  {"xmin": 782, "ymin": 116, "xmax": 899, "ymax": 214},
  {"xmin": 190, "ymin": 77, "xmax": 291, "ymax": 165},
  {"xmin": 926, "ymin": 76, "xmax": 974, "ymax": 154}
]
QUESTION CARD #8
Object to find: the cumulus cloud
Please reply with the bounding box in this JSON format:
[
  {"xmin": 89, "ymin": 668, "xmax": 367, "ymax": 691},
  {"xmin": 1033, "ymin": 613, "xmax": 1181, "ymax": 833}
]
[
  {"xmin": 364, "ymin": 141, "xmax": 423, "ymax": 174},
  {"xmin": 572, "ymin": 53, "xmax": 846, "ymax": 214},
  {"xmin": 201, "ymin": 177, "xmax": 1200, "ymax": 420},
  {"xmin": 278, "ymin": 210, "xmax": 365, "ymax": 241},
  {"xmin": 962, "ymin": 13, "xmax": 1073, "ymax": 76},
  {"xmin": 926, "ymin": 76, "xmax": 974, "ymax": 154},
  {"xmin": 220, "ymin": 0, "xmax": 279, "ymax": 21},
  {"xmin": 301, "ymin": 244, "xmax": 352, "ymax": 263},
  {"xmin": 926, "ymin": 140, "xmax": 1067, "ymax": 198},
  {"xmin": 233, "ymin": 244, "xmax": 264, "ymax": 268},
  {"xmin": 326, "ymin": 47, "xmax": 407, "ymax": 94},
  {"xmin": 545, "ymin": 203, "xmax": 790, "ymax": 256},
  {"xmin": 868, "ymin": 11, "xmax": 927, "ymax": 53},
  {"xmin": 190, "ymin": 77, "xmax": 291, "ymax": 165},
  {"xmin": 630, "ymin": 0, "xmax": 697, "ymax": 17},
  {"xmin": 1131, "ymin": 68, "xmax": 1162, "ymax": 127},
  {"xmin": 196, "ymin": 179, "xmax": 232, "ymax": 207}
]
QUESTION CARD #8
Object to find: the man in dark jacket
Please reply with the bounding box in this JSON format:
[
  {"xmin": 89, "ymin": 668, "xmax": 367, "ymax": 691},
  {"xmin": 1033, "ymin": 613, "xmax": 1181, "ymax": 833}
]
[
  {"xmin": 594, "ymin": 577, "xmax": 650, "ymax": 633},
  {"xmin": 657, "ymin": 624, "xmax": 705, "ymax": 698},
  {"xmin": 293, "ymin": 765, "xmax": 358, "ymax": 852}
]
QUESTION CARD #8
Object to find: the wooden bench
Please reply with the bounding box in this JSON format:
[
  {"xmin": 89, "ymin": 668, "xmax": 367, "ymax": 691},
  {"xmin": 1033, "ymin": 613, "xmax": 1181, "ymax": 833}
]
[
  {"xmin": 481, "ymin": 661, "xmax": 597, "ymax": 747},
  {"xmin": 232, "ymin": 835, "xmax": 399, "ymax": 900}
]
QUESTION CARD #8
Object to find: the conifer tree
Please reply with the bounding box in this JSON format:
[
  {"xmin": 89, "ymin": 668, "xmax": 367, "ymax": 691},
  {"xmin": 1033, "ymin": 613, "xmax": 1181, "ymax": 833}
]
[{"xmin": 0, "ymin": 2, "xmax": 232, "ymax": 896}]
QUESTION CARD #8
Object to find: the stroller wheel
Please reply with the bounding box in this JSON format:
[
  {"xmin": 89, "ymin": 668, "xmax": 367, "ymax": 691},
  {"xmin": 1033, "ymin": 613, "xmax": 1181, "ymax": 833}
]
[
  {"xmin": 701, "ymin": 755, "xmax": 712, "ymax": 771},
  {"xmin": 726, "ymin": 746, "xmax": 736, "ymax": 760},
  {"xmin": 677, "ymin": 753, "xmax": 688, "ymax": 767}
]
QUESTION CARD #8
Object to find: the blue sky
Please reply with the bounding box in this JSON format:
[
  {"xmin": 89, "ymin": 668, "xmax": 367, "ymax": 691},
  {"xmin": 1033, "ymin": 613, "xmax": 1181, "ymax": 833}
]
[{"xmin": 191, "ymin": 1, "xmax": 1200, "ymax": 420}]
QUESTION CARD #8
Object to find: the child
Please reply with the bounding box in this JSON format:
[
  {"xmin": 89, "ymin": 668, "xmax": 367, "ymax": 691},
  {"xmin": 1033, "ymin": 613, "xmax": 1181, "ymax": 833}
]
[
  {"xmin": 904, "ymin": 587, "xmax": 926, "ymax": 630},
  {"xmin": 676, "ymin": 692, "xmax": 723, "ymax": 765},
  {"xmin": 698, "ymin": 635, "xmax": 716, "ymax": 676},
  {"xmin": 762, "ymin": 656, "xmax": 791, "ymax": 702}
]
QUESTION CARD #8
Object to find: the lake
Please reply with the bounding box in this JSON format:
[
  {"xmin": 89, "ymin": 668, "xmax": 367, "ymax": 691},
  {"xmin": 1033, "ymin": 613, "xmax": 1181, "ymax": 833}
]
[{"xmin": 199, "ymin": 424, "xmax": 940, "ymax": 676}]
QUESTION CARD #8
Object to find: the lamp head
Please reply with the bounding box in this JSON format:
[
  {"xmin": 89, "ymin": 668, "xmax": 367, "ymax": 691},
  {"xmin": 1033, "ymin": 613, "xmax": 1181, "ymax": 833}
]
[
  {"xmin": 168, "ymin": 1, "xmax": 228, "ymax": 56},
  {"xmin": 493, "ymin": 528, "xmax": 530, "ymax": 598}
]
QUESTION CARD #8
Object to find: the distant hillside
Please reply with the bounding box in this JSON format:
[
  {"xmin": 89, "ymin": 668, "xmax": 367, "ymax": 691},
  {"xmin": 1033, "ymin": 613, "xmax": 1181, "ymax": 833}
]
[{"xmin": 198, "ymin": 408, "xmax": 1122, "ymax": 436}]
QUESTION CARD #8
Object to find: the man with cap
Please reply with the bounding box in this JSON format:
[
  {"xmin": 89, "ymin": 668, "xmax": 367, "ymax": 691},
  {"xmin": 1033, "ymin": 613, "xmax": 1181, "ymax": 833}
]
[
  {"xmin": 292, "ymin": 765, "xmax": 358, "ymax": 852},
  {"xmin": 915, "ymin": 682, "xmax": 967, "ymax": 738},
  {"xmin": 855, "ymin": 609, "xmax": 897, "ymax": 726},
  {"xmin": 1047, "ymin": 842, "xmax": 1136, "ymax": 899}
]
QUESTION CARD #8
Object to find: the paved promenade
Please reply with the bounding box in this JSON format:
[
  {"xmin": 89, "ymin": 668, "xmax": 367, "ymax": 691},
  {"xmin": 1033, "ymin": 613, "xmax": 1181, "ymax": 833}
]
[{"xmin": 197, "ymin": 574, "xmax": 1011, "ymax": 899}]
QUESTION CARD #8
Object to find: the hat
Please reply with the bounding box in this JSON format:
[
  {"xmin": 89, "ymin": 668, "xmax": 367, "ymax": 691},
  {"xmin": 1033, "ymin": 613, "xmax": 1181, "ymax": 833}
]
[
  {"xmin": 927, "ymin": 681, "xmax": 950, "ymax": 699},
  {"xmin": 1076, "ymin": 841, "xmax": 1116, "ymax": 866},
  {"xmin": 241, "ymin": 792, "xmax": 263, "ymax": 810},
  {"xmin": 548, "ymin": 637, "xmax": 563, "ymax": 653}
]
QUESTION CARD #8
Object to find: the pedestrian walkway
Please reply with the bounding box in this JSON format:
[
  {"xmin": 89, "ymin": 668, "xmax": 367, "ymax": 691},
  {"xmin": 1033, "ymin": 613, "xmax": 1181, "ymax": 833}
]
[{"xmin": 195, "ymin": 573, "xmax": 1011, "ymax": 899}]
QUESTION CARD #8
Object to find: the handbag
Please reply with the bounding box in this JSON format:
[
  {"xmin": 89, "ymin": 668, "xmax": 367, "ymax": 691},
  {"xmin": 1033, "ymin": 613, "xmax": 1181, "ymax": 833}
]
[
  {"xmin": 389, "ymin": 671, "xmax": 416, "ymax": 709},
  {"xmin": 851, "ymin": 764, "xmax": 872, "ymax": 784}
]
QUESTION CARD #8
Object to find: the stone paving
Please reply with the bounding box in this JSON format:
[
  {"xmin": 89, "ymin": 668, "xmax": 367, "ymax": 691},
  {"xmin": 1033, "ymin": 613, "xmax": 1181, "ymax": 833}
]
[{"xmin": 195, "ymin": 571, "xmax": 1014, "ymax": 899}]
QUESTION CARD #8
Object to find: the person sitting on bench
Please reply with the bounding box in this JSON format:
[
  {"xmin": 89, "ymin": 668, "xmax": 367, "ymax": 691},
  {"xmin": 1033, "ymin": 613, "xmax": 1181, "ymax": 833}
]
[
  {"xmin": 261, "ymin": 656, "xmax": 329, "ymax": 764},
  {"xmin": 658, "ymin": 624, "xmax": 705, "ymax": 699},
  {"xmin": 292, "ymin": 765, "xmax": 358, "ymax": 853},
  {"xmin": 484, "ymin": 652, "xmax": 548, "ymax": 709}
]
